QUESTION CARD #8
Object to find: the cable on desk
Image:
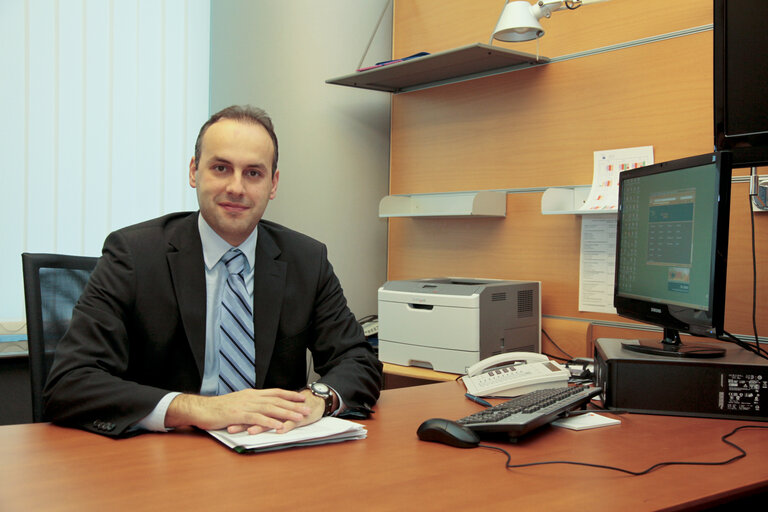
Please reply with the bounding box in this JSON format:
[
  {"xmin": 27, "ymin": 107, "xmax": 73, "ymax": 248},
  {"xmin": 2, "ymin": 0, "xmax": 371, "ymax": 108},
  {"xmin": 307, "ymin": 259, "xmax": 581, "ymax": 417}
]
[
  {"xmin": 478, "ymin": 425, "xmax": 768, "ymax": 476},
  {"xmin": 722, "ymin": 330, "xmax": 768, "ymax": 360}
]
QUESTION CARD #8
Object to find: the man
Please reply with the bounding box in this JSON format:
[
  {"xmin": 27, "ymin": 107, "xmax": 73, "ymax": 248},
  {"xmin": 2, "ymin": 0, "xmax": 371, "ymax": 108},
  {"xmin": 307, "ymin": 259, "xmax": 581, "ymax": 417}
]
[{"xmin": 43, "ymin": 105, "xmax": 383, "ymax": 437}]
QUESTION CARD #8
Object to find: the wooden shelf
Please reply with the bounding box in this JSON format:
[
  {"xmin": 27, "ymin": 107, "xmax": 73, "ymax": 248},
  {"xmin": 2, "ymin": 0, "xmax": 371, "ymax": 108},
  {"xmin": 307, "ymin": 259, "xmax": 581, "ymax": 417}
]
[{"xmin": 326, "ymin": 43, "xmax": 548, "ymax": 93}]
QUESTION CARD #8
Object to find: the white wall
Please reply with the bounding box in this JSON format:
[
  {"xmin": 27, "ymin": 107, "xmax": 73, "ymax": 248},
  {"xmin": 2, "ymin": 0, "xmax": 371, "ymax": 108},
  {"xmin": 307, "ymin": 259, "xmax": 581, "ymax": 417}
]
[{"xmin": 209, "ymin": 1, "xmax": 392, "ymax": 318}]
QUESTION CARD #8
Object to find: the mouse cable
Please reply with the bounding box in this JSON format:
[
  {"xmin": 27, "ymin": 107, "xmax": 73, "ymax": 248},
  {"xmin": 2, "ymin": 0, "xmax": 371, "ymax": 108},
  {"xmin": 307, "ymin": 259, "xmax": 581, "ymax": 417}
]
[{"xmin": 477, "ymin": 425, "xmax": 768, "ymax": 476}]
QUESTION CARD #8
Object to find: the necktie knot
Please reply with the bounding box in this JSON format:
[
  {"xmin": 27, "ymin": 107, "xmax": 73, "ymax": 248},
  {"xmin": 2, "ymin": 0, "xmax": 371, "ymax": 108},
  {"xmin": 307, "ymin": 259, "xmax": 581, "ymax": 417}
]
[{"xmin": 223, "ymin": 249, "xmax": 246, "ymax": 276}]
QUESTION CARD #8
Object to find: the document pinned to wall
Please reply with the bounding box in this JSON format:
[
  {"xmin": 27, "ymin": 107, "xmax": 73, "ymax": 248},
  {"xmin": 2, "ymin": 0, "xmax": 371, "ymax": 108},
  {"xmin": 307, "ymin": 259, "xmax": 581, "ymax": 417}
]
[
  {"xmin": 579, "ymin": 216, "xmax": 618, "ymax": 314},
  {"xmin": 579, "ymin": 146, "xmax": 654, "ymax": 211},
  {"xmin": 578, "ymin": 146, "xmax": 654, "ymax": 313}
]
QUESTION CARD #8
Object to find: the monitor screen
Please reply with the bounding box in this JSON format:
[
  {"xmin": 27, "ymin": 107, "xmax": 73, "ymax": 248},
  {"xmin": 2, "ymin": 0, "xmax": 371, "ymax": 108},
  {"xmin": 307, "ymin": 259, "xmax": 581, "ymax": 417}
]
[
  {"xmin": 714, "ymin": 0, "xmax": 768, "ymax": 166},
  {"xmin": 614, "ymin": 152, "xmax": 732, "ymax": 358}
]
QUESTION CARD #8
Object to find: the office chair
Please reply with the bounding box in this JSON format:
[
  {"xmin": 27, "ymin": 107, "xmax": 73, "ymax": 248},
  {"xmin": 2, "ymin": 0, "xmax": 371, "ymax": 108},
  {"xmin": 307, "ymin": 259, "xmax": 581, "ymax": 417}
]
[{"xmin": 21, "ymin": 252, "xmax": 99, "ymax": 422}]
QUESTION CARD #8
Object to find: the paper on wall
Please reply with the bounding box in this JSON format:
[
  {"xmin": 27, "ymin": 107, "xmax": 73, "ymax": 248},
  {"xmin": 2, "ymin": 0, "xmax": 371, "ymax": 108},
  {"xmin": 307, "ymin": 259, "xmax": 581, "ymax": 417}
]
[
  {"xmin": 578, "ymin": 215, "xmax": 618, "ymax": 314},
  {"xmin": 579, "ymin": 146, "xmax": 654, "ymax": 211},
  {"xmin": 577, "ymin": 146, "xmax": 653, "ymax": 313}
]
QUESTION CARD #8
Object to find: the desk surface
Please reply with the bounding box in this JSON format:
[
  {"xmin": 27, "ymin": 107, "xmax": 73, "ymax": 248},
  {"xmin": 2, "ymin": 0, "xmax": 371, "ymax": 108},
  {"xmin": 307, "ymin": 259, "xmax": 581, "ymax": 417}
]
[
  {"xmin": 1, "ymin": 381, "xmax": 767, "ymax": 511},
  {"xmin": 382, "ymin": 361, "xmax": 457, "ymax": 381}
]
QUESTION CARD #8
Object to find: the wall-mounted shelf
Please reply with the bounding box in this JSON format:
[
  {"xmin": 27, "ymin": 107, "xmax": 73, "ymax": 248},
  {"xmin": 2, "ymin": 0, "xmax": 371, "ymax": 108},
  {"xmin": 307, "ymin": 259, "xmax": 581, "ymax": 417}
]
[
  {"xmin": 541, "ymin": 186, "xmax": 617, "ymax": 215},
  {"xmin": 326, "ymin": 43, "xmax": 548, "ymax": 93},
  {"xmin": 379, "ymin": 190, "xmax": 506, "ymax": 218}
]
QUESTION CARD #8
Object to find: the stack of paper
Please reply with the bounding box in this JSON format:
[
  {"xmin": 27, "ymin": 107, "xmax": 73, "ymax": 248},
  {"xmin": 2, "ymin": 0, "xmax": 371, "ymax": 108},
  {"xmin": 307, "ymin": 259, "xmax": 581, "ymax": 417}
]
[
  {"xmin": 207, "ymin": 416, "xmax": 367, "ymax": 454},
  {"xmin": 551, "ymin": 412, "xmax": 620, "ymax": 431}
]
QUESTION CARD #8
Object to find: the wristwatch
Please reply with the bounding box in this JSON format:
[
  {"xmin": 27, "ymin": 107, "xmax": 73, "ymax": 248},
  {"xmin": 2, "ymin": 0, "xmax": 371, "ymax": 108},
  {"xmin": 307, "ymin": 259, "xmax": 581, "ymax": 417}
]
[{"xmin": 305, "ymin": 382, "xmax": 335, "ymax": 416}]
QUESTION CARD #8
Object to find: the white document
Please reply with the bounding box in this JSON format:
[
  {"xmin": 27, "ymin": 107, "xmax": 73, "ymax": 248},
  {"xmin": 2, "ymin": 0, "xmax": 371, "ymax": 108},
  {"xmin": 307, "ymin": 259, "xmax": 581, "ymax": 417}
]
[
  {"xmin": 579, "ymin": 215, "xmax": 618, "ymax": 314},
  {"xmin": 551, "ymin": 412, "xmax": 620, "ymax": 431},
  {"xmin": 207, "ymin": 416, "xmax": 367, "ymax": 453},
  {"xmin": 579, "ymin": 146, "xmax": 654, "ymax": 211}
]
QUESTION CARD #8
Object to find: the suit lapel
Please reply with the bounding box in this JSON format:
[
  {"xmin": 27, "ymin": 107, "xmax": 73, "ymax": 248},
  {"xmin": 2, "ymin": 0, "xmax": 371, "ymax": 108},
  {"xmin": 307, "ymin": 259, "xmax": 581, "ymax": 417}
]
[
  {"xmin": 252, "ymin": 224, "xmax": 286, "ymax": 388},
  {"xmin": 167, "ymin": 213, "xmax": 207, "ymax": 380}
]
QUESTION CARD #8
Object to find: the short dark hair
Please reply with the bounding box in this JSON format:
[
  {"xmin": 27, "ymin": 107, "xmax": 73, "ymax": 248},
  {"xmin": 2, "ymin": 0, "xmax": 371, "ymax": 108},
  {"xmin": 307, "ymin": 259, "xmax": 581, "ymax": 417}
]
[{"xmin": 193, "ymin": 105, "xmax": 279, "ymax": 175}]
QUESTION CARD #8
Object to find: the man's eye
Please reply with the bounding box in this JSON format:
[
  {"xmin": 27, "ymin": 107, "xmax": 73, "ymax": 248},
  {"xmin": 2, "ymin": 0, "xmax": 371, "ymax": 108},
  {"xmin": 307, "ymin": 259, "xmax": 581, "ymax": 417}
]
[
  {"xmin": 246, "ymin": 169, "xmax": 262, "ymax": 178},
  {"xmin": 214, "ymin": 165, "xmax": 227, "ymax": 172}
]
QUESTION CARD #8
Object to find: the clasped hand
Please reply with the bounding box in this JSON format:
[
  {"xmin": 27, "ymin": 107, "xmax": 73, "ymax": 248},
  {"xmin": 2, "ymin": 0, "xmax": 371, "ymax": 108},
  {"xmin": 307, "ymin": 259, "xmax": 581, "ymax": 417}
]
[{"xmin": 166, "ymin": 388, "xmax": 325, "ymax": 435}]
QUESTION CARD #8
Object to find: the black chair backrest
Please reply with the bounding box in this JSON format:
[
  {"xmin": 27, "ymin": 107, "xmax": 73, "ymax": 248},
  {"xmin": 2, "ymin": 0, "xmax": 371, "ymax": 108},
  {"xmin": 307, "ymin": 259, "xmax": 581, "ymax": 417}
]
[{"xmin": 21, "ymin": 252, "xmax": 99, "ymax": 422}]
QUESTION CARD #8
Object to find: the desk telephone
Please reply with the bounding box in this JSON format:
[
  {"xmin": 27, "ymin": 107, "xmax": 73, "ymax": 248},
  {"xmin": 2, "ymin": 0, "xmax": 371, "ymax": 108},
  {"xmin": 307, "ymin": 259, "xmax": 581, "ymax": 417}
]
[{"xmin": 461, "ymin": 352, "xmax": 570, "ymax": 398}]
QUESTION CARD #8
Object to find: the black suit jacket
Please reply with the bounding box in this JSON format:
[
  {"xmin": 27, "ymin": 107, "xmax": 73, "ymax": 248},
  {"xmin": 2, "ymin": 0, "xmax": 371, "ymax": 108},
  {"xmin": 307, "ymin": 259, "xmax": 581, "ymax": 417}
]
[{"xmin": 43, "ymin": 212, "xmax": 382, "ymax": 436}]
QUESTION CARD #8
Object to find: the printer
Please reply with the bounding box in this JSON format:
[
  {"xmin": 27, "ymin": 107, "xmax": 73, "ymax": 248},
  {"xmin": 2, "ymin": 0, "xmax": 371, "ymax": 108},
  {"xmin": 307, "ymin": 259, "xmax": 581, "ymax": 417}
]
[{"xmin": 377, "ymin": 278, "xmax": 541, "ymax": 374}]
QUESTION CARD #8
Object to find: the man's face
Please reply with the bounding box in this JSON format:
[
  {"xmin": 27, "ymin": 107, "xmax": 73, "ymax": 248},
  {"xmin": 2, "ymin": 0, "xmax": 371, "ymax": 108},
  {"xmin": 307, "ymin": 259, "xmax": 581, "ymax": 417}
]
[{"xmin": 189, "ymin": 119, "xmax": 279, "ymax": 246}]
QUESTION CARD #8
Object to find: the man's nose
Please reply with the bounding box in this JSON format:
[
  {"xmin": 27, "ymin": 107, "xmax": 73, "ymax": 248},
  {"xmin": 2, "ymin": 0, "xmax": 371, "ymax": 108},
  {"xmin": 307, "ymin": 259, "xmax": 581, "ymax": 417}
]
[{"xmin": 226, "ymin": 171, "xmax": 245, "ymax": 195}]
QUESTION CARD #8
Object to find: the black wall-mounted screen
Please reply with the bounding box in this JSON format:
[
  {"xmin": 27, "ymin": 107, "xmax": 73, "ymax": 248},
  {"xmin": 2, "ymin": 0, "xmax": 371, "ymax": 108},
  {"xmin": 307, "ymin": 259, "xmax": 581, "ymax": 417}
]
[{"xmin": 714, "ymin": 0, "xmax": 768, "ymax": 166}]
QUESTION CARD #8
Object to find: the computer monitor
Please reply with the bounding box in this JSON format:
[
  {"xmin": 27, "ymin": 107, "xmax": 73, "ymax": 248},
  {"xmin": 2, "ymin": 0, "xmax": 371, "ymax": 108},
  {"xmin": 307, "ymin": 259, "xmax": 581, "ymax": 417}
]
[
  {"xmin": 714, "ymin": 0, "xmax": 768, "ymax": 167},
  {"xmin": 613, "ymin": 152, "xmax": 733, "ymax": 358}
]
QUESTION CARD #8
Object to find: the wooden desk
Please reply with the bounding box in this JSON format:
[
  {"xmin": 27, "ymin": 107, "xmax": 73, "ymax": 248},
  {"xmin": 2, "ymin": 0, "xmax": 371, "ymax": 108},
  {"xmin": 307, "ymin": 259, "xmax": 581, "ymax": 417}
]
[
  {"xmin": 1, "ymin": 381, "xmax": 767, "ymax": 511},
  {"xmin": 382, "ymin": 362, "xmax": 458, "ymax": 388}
]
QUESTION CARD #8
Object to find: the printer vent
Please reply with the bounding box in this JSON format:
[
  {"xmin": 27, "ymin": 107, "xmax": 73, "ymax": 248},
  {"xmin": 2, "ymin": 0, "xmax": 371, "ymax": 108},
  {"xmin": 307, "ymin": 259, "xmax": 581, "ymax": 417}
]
[
  {"xmin": 491, "ymin": 292, "xmax": 507, "ymax": 302},
  {"xmin": 517, "ymin": 289, "xmax": 534, "ymax": 317}
]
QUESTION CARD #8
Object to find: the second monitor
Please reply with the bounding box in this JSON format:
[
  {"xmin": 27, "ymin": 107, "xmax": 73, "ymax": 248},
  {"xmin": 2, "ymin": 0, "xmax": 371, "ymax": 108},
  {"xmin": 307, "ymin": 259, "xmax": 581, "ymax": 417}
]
[{"xmin": 613, "ymin": 152, "xmax": 733, "ymax": 358}]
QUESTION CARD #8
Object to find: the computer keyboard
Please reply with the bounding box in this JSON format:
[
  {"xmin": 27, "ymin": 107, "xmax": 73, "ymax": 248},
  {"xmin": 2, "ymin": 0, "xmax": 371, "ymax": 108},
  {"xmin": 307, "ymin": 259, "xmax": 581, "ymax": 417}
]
[{"xmin": 457, "ymin": 385, "xmax": 602, "ymax": 439}]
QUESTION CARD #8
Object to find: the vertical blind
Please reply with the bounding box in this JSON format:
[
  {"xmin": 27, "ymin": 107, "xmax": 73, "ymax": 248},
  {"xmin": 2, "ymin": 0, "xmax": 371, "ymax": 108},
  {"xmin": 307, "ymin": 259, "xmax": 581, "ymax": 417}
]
[{"xmin": 0, "ymin": 0, "xmax": 211, "ymax": 323}]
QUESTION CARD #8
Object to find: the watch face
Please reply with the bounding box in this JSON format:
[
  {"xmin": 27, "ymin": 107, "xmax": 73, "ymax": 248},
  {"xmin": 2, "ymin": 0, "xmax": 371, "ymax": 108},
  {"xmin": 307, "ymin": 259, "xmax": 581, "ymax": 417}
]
[{"xmin": 312, "ymin": 382, "xmax": 330, "ymax": 395}]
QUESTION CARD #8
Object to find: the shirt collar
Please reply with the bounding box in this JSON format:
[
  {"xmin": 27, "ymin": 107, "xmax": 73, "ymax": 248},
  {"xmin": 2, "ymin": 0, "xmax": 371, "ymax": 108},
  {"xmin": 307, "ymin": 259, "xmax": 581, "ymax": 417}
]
[{"xmin": 197, "ymin": 213, "xmax": 258, "ymax": 271}]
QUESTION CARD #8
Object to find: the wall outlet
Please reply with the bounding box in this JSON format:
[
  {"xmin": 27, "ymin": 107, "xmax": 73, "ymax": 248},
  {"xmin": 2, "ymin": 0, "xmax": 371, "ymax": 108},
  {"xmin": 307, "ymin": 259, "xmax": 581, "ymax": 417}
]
[{"xmin": 751, "ymin": 177, "xmax": 768, "ymax": 212}]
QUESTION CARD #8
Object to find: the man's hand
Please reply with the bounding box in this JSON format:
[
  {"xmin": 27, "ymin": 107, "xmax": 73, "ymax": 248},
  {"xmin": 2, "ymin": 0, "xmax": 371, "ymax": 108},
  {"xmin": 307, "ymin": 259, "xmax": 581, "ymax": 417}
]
[
  {"xmin": 275, "ymin": 389, "xmax": 328, "ymax": 433},
  {"xmin": 165, "ymin": 388, "xmax": 322, "ymax": 435}
]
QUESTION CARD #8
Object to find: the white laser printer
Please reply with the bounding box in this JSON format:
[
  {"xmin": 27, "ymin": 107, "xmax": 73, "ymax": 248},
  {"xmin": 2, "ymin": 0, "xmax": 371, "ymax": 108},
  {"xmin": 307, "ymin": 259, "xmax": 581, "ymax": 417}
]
[{"xmin": 377, "ymin": 278, "xmax": 541, "ymax": 374}]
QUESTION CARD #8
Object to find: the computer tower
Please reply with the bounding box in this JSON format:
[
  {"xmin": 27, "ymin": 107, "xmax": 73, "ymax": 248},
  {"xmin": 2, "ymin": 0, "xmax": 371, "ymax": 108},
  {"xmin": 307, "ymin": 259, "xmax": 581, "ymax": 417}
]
[{"xmin": 594, "ymin": 338, "xmax": 768, "ymax": 421}]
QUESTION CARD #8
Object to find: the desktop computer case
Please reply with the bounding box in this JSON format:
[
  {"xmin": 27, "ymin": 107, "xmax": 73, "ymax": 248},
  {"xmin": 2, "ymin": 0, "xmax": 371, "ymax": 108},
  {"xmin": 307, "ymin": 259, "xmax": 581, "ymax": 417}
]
[{"xmin": 594, "ymin": 338, "xmax": 768, "ymax": 421}]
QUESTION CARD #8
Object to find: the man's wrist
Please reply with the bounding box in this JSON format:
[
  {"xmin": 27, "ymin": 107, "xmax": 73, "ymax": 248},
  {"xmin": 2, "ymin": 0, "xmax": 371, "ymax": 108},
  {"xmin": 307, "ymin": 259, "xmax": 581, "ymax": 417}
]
[
  {"xmin": 165, "ymin": 393, "xmax": 205, "ymax": 429},
  {"xmin": 301, "ymin": 383, "xmax": 338, "ymax": 416}
]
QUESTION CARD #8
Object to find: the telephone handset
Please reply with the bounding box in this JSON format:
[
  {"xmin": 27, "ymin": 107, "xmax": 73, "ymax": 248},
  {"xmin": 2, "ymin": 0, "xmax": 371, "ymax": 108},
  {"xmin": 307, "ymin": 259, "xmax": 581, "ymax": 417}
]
[
  {"xmin": 465, "ymin": 352, "xmax": 549, "ymax": 377},
  {"xmin": 461, "ymin": 352, "xmax": 570, "ymax": 398}
]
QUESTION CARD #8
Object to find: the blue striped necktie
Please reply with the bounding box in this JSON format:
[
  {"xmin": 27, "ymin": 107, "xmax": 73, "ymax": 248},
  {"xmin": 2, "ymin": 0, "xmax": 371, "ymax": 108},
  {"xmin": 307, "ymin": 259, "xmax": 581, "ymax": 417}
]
[{"xmin": 217, "ymin": 248, "xmax": 256, "ymax": 394}]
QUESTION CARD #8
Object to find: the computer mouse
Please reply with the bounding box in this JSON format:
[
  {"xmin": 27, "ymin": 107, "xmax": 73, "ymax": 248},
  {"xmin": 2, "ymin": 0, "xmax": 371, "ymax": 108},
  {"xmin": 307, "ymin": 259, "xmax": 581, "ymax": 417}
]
[{"xmin": 417, "ymin": 418, "xmax": 480, "ymax": 448}]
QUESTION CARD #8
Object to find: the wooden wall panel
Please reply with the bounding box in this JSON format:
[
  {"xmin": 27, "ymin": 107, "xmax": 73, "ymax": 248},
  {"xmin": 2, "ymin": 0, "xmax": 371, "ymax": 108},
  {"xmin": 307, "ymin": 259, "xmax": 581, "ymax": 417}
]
[
  {"xmin": 725, "ymin": 182, "xmax": 768, "ymax": 333},
  {"xmin": 393, "ymin": 0, "xmax": 712, "ymax": 59},
  {"xmin": 390, "ymin": 32, "xmax": 712, "ymax": 194},
  {"xmin": 388, "ymin": 0, "xmax": 767, "ymax": 351}
]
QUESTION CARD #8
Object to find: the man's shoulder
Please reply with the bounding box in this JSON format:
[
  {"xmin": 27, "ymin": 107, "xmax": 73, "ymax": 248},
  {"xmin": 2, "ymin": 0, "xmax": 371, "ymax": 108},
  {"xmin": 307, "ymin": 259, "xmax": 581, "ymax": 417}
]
[
  {"xmin": 113, "ymin": 212, "xmax": 196, "ymax": 237},
  {"xmin": 257, "ymin": 220, "xmax": 329, "ymax": 264},
  {"xmin": 259, "ymin": 219, "xmax": 324, "ymax": 249}
]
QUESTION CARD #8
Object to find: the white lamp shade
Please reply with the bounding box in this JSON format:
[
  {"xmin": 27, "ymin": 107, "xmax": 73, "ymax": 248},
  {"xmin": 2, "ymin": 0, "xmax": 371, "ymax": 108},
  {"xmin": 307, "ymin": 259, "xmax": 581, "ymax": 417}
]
[{"xmin": 493, "ymin": 1, "xmax": 545, "ymax": 42}]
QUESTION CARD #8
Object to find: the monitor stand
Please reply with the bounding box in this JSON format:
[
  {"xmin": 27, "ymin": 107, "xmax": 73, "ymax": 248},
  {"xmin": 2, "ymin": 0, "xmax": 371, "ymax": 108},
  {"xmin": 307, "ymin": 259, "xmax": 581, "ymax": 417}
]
[{"xmin": 621, "ymin": 328, "xmax": 726, "ymax": 358}]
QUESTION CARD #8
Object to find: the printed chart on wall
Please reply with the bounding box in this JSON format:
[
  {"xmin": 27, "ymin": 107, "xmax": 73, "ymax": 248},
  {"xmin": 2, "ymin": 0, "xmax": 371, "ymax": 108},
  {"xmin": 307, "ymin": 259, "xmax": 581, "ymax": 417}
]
[{"xmin": 578, "ymin": 146, "xmax": 654, "ymax": 314}]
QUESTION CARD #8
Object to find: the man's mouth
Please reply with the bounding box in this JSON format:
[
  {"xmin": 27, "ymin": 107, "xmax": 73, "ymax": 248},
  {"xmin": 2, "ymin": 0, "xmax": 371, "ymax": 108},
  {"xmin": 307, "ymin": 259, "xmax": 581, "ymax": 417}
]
[{"xmin": 219, "ymin": 202, "xmax": 249, "ymax": 214}]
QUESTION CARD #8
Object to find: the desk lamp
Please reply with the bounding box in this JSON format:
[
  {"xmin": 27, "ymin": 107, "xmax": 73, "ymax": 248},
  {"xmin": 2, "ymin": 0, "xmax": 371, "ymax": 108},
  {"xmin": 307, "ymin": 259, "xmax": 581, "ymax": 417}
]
[{"xmin": 492, "ymin": 0, "xmax": 610, "ymax": 43}]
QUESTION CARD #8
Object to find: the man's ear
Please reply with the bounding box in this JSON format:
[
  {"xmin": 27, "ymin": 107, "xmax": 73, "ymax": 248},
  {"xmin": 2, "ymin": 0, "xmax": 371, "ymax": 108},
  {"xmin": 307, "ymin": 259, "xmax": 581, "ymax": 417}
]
[
  {"xmin": 189, "ymin": 157, "xmax": 197, "ymax": 188},
  {"xmin": 270, "ymin": 169, "xmax": 280, "ymax": 200}
]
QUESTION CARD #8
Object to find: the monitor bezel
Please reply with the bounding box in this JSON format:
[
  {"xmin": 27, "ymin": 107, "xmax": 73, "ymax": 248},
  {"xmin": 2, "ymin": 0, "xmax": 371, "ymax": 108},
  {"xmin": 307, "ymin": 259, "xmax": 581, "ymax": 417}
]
[{"xmin": 613, "ymin": 152, "xmax": 732, "ymax": 340}]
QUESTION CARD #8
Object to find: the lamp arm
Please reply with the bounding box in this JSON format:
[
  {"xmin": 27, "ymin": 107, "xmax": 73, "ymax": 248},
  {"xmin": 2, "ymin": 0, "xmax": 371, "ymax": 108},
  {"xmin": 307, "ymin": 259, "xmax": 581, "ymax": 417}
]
[
  {"xmin": 534, "ymin": 0, "xmax": 609, "ymax": 19},
  {"xmin": 533, "ymin": 1, "xmax": 578, "ymax": 19}
]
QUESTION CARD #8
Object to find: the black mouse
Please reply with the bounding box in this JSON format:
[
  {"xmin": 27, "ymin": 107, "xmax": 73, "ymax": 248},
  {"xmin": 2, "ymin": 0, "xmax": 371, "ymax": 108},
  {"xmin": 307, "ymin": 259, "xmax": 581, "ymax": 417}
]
[{"xmin": 417, "ymin": 418, "xmax": 480, "ymax": 448}]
